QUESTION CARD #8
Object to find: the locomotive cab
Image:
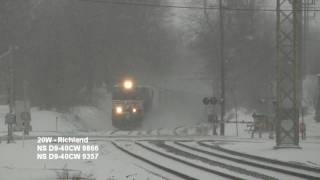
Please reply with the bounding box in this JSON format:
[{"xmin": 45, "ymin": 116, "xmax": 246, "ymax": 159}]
[{"xmin": 111, "ymin": 80, "xmax": 153, "ymax": 129}]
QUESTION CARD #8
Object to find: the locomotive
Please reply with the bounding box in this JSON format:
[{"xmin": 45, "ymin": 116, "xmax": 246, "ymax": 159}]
[{"xmin": 111, "ymin": 79, "xmax": 153, "ymax": 129}]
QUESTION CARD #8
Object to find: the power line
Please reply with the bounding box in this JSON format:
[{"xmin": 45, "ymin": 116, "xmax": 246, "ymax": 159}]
[
  {"xmin": 79, "ymin": 0, "xmax": 219, "ymax": 9},
  {"xmin": 78, "ymin": 0, "xmax": 320, "ymax": 12}
]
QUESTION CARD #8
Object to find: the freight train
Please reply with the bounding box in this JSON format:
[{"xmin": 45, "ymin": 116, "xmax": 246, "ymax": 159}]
[{"xmin": 111, "ymin": 79, "xmax": 153, "ymax": 129}]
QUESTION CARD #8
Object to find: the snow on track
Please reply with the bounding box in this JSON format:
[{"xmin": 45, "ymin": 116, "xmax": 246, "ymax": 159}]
[
  {"xmin": 170, "ymin": 141, "xmax": 315, "ymax": 180},
  {"xmin": 199, "ymin": 140, "xmax": 320, "ymax": 176},
  {"xmin": 93, "ymin": 141, "xmax": 176, "ymax": 180},
  {"xmin": 137, "ymin": 141, "xmax": 258, "ymax": 180},
  {"xmin": 113, "ymin": 140, "xmax": 232, "ymax": 180},
  {"xmin": 0, "ymin": 139, "xmax": 178, "ymax": 180}
]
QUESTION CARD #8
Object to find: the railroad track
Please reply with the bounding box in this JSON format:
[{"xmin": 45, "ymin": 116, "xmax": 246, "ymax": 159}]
[
  {"xmin": 137, "ymin": 141, "xmax": 254, "ymax": 179},
  {"xmin": 141, "ymin": 140, "xmax": 277, "ymax": 180},
  {"xmin": 113, "ymin": 140, "xmax": 246, "ymax": 180},
  {"xmin": 169, "ymin": 140, "xmax": 320, "ymax": 180},
  {"xmin": 3, "ymin": 130, "xmax": 320, "ymax": 179},
  {"xmin": 112, "ymin": 141, "xmax": 197, "ymax": 180},
  {"xmin": 199, "ymin": 140, "xmax": 320, "ymax": 173}
]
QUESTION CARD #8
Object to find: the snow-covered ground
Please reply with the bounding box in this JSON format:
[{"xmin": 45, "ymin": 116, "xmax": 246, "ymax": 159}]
[
  {"xmin": 0, "ymin": 140, "xmax": 177, "ymax": 180},
  {"xmin": 220, "ymin": 109, "xmax": 320, "ymax": 167},
  {"xmin": 0, "ymin": 104, "xmax": 319, "ymax": 179},
  {"xmin": 0, "ymin": 106, "xmax": 77, "ymax": 133},
  {"xmin": 221, "ymin": 140, "xmax": 320, "ymax": 167}
]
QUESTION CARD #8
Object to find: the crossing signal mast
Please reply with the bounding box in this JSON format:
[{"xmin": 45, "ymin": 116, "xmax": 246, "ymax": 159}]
[
  {"xmin": 275, "ymin": 0, "xmax": 315, "ymax": 148},
  {"xmin": 275, "ymin": 0, "xmax": 302, "ymax": 148},
  {"xmin": 316, "ymin": 74, "xmax": 320, "ymax": 122},
  {"xmin": 0, "ymin": 46, "xmax": 18, "ymax": 143}
]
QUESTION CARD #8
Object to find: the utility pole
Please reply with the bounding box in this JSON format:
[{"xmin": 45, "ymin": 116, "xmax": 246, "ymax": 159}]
[
  {"xmin": 9, "ymin": 51, "xmax": 14, "ymax": 114},
  {"xmin": 23, "ymin": 80, "xmax": 30, "ymax": 136},
  {"xmin": 219, "ymin": 0, "xmax": 225, "ymax": 136},
  {"xmin": 0, "ymin": 46, "xmax": 18, "ymax": 143},
  {"xmin": 315, "ymin": 74, "xmax": 320, "ymax": 122},
  {"xmin": 56, "ymin": 117, "xmax": 58, "ymax": 132},
  {"xmin": 6, "ymin": 46, "xmax": 17, "ymax": 143},
  {"xmin": 275, "ymin": 0, "xmax": 302, "ymax": 148},
  {"xmin": 302, "ymin": 1, "xmax": 309, "ymax": 78},
  {"xmin": 0, "ymin": 47, "xmax": 16, "ymax": 114},
  {"xmin": 8, "ymin": 47, "xmax": 15, "ymax": 143}
]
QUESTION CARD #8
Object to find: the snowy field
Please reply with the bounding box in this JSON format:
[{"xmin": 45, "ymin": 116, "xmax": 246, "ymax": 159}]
[
  {"xmin": 220, "ymin": 111, "xmax": 320, "ymax": 168},
  {"xmin": 0, "ymin": 140, "xmax": 177, "ymax": 180},
  {"xmin": 221, "ymin": 139, "xmax": 320, "ymax": 167}
]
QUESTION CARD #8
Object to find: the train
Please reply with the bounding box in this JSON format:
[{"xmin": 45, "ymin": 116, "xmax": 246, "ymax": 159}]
[{"xmin": 111, "ymin": 79, "xmax": 153, "ymax": 129}]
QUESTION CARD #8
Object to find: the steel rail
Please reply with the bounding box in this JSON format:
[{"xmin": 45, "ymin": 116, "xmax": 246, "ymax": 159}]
[
  {"xmin": 198, "ymin": 141, "xmax": 320, "ymax": 174},
  {"xmin": 176, "ymin": 141, "xmax": 320, "ymax": 180},
  {"xmin": 112, "ymin": 141, "xmax": 197, "ymax": 180},
  {"xmin": 136, "ymin": 141, "xmax": 246, "ymax": 180}
]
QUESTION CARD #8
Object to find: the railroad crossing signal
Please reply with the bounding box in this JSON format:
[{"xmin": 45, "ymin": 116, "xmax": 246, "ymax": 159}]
[
  {"xmin": 5, "ymin": 113, "xmax": 16, "ymax": 143},
  {"xmin": 21, "ymin": 111, "xmax": 31, "ymax": 135},
  {"xmin": 202, "ymin": 97, "xmax": 218, "ymax": 106},
  {"xmin": 14, "ymin": 100, "xmax": 32, "ymax": 132},
  {"xmin": 5, "ymin": 113, "xmax": 16, "ymax": 125},
  {"xmin": 203, "ymin": 97, "xmax": 218, "ymax": 135}
]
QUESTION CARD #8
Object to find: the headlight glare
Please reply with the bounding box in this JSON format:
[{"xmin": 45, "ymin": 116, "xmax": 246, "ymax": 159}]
[
  {"xmin": 123, "ymin": 80, "xmax": 133, "ymax": 90},
  {"xmin": 116, "ymin": 106, "xmax": 123, "ymax": 114}
]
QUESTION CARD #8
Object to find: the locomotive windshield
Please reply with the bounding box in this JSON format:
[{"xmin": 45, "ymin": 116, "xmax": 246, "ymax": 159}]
[{"xmin": 112, "ymin": 86, "xmax": 144, "ymax": 100}]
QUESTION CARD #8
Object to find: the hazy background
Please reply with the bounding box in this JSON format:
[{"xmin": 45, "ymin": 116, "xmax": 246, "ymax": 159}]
[{"xmin": 0, "ymin": 0, "xmax": 319, "ymax": 130}]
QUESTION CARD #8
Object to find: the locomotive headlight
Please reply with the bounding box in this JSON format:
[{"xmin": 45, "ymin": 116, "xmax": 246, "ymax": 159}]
[
  {"xmin": 116, "ymin": 106, "xmax": 123, "ymax": 114},
  {"xmin": 132, "ymin": 108, "xmax": 137, "ymax": 113},
  {"xmin": 123, "ymin": 80, "xmax": 133, "ymax": 90}
]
